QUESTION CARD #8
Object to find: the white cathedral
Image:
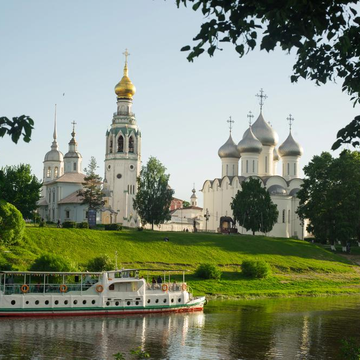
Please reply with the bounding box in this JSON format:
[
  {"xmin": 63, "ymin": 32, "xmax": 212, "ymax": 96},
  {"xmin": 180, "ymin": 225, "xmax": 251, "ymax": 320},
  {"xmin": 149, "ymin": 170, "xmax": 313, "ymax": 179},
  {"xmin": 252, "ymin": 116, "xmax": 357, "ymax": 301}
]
[
  {"xmin": 202, "ymin": 94, "xmax": 306, "ymax": 239},
  {"xmin": 38, "ymin": 53, "xmax": 141, "ymax": 226}
]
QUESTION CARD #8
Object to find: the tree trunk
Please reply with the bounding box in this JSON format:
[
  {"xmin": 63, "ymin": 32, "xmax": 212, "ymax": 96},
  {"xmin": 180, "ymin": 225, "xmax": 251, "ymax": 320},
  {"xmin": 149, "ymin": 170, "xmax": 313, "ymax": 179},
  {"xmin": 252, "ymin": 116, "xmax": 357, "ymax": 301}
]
[
  {"xmin": 252, "ymin": 230, "xmax": 255, "ymax": 235},
  {"xmin": 152, "ymin": 222, "xmax": 154, "ymax": 230}
]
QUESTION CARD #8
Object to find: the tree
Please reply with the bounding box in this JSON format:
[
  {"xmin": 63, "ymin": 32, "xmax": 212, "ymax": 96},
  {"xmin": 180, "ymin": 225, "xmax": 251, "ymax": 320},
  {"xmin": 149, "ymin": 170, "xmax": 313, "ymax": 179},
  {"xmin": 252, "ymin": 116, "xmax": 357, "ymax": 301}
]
[
  {"xmin": 0, "ymin": 116, "xmax": 34, "ymax": 143},
  {"xmin": 30, "ymin": 253, "xmax": 75, "ymax": 272},
  {"xmin": 182, "ymin": 201, "xmax": 190, "ymax": 208},
  {"xmin": 0, "ymin": 164, "xmax": 42, "ymax": 219},
  {"xmin": 77, "ymin": 157, "xmax": 105, "ymax": 213},
  {"xmin": 176, "ymin": 0, "xmax": 360, "ymax": 147},
  {"xmin": 133, "ymin": 157, "xmax": 174, "ymax": 230},
  {"xmin": 87, "ymin": 255, "xmax": 115, "ymax": 272},
  {"xmin": 297, "ymin": 150, "xmax": 360, "ymax": 246},
  {"xmin": 231, "ymin": 178, "xmax": 278, "ymax": 235},
  {"xmin": 0, "ymin": 200, "xmax": 25, "ymax": 246}
]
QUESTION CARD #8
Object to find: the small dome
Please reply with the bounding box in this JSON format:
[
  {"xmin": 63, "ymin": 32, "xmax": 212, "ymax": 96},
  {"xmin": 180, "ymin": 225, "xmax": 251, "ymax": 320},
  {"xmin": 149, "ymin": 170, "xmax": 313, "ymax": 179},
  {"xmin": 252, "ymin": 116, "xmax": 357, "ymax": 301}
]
[
  {"xmin": 273, "ymin": 147, "xmax": 280, "ymax": 161},
  {"xmin": 251, "ymin": 113, "xmax": 279, "ymax": 146},
  {"xmin": 278, "ymin": 132, "xmax": 303, "ymax": 157},
  {"xmin": 44, "ymin": 149, "xmax": 63, "ymax": 162},
  {"xmin": 115, "ymin": 63, "xmax": 136, "ymax": 99},
  {"xmin": 268, "ymin": 184, "xmax": 287, "ymax": 195},
  {"xmin": 64, "ymin": 151, "xmax": 81, "ymax": 159},
  {"xmin": 218, "ymin": 135, "xmax": 240, "ymax": 159},
  {"xmin": 237, "ymin": 127, "xmax": 262, "ymax": 154},
  {"xmin": 289, "ymin": 188, "xmax": 300, "ymax": 197}
]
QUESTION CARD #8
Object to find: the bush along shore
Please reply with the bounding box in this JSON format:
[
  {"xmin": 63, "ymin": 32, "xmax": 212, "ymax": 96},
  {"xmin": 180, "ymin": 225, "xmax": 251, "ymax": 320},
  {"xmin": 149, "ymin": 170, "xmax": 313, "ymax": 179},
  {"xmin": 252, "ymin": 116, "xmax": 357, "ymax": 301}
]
[{"xmin": 1, "ymin": 227, "xmax": 360, "ymax": 299}]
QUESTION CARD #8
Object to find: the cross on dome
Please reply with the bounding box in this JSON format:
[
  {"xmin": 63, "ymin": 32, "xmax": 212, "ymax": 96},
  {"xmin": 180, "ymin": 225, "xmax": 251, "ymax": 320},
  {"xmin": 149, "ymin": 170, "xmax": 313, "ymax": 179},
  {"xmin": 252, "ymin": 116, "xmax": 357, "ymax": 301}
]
[
  {"xmin": 71, "ymin": 121, "xmax": 77, "ymax": 136},
  {"xmin": 123, "ymin": 49, "xmax": 130, "ymax": 65},
  {"xmin": 287, "ymin": 114, "xmax": 294, "ymax": 132},
  {"xmin": 227, "ymin": 116, "xmax": 234, "ymax": 133},
  {"xmin": 256, "ymin": 88, "xmax": 268, "ymax": 113},
  {"xmin": 247, "ymin": 111, "xmax": 254, "ymax": 126}
]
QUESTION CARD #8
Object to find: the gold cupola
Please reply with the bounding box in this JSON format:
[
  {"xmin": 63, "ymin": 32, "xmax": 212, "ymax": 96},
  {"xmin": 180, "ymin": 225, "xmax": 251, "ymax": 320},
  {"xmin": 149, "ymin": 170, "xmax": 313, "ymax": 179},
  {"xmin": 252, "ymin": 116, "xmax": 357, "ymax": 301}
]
[{"xmin": 114, "ymin": 50, "xmax": 136, "ymax": 99}]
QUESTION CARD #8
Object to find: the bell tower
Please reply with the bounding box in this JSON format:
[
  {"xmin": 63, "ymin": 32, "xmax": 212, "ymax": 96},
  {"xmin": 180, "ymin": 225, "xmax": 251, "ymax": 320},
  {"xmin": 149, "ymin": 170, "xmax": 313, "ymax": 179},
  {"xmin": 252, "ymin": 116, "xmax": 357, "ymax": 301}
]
[{"xmin": 103, "ymin": 50, "xmax": 141, "ymax": 227}]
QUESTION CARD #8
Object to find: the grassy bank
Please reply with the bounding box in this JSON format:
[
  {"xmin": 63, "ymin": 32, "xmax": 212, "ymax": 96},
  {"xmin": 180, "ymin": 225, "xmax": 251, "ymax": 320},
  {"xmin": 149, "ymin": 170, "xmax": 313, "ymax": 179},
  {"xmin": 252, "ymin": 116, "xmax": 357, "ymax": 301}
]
[{"xmin": 1, "ymin": 227, "xmax": 360, "ymax": 298}]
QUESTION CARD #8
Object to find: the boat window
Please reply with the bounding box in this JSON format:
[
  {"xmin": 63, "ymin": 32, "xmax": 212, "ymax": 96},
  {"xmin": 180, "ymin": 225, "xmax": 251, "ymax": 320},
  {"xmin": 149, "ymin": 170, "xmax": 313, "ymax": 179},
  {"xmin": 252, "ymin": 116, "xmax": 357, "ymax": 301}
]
[
  {"xmin": 55, "ymin": 300, "xmax": 59, "ymax": 305},
  {"xmin": 73, "ymin": 300, "xmax": 78, "ymax": 305},
  {"xmin": 92, "ymin": 300, "xmax": 96, "ymax": 305},
  {"xmin": 109, "ymin": 284, "xmax": 115, "ymax": 290},
  {"xmin": 178, "ymin": 298, "xmax": 181, "ymax": 303},
  {"xmin": 64, "ymin": 300, "xmax": 68, "ymax": 305},
  {"xmin": 115, "ymin": 301, "xmax": 119, "ymax": 306},
  {"xmin": 147, "ymin": 299, "xmax": 151, "ymax": 304},
  {"xmin": 163, "ymin": 299, "xmax": 167, "ymax": 303},
  {"xmin": 45, "ymin": 300, "xmax": 49, "ymax": 305},
  {"xmin": 106, "ymin": 301, "xmax": 110, "ymax": 306},
  {"xmin": 155, "ymin": 299, "xmax": 159, "ymax": 303},
  {"xmin": 83, "ymin": 300, "xmax": 87, "ymax": 305},
  {"xmin": 135, "ymin": 301, "xmax": 139, "ymax": 305},
  {"xmin": 171, "ymin": 299, "xmax": 174, "ymax": 303},
  {"xmin": 11, "ymin": 300, "xmax": 16, "ymax": 305},
  {"xmin": 35, "ymin": 300, "xmax": 39, "ymax": 305},
  {"xmin": 127, "ymin": 301, "xmax": 131, "ymax": 306}
]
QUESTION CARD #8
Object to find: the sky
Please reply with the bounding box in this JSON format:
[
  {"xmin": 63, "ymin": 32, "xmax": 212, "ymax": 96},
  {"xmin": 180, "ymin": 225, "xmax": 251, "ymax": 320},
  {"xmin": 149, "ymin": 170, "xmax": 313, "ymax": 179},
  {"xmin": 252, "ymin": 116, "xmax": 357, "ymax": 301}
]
[{"xmin": 1, "ymin": 1, "xmax": 359, "ymax": 207}]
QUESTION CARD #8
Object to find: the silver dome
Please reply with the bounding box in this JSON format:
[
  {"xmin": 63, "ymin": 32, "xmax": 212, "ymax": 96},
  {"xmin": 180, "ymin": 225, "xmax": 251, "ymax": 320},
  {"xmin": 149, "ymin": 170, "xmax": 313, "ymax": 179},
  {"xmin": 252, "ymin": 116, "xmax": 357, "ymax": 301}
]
[
  {"xmin": 237, "ymin": 127, "xmax": 262, "ymax": 154},
  {"xmin": 273, "ymin": 147, "xmax": 279, "ymax": 161},
  {"xmin": 289, "ymin": 188, "xmax": 300, "ymax": 197},
  {"xmin": 64, "ymin": 151, "xmax": 81, "ymax": 159},
  {"xmin": 251, "ymin": 113, "xmax": 279, "ymax": 146},
  {"xmin": 278, "ymin": 132, "xmax": 303, "ymax": 157},
  {"xmin": 268, "ymin": 184, "xmax": 287, "ymax": 195},
  {"xmin": 44, "ymin": 149, "xmax": 63, "ymax": 162},
  {"xmin": 218, "ymin": 135, "xmax": 240, "ymax": 159}
]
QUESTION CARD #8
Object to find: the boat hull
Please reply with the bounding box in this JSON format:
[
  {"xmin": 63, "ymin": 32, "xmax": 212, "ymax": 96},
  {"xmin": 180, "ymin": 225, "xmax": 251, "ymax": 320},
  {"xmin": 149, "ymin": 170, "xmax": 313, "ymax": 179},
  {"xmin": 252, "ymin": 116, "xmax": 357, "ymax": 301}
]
[{"xmin": 0, "ymin": 297, "xmax": 206, "ymax": 318}]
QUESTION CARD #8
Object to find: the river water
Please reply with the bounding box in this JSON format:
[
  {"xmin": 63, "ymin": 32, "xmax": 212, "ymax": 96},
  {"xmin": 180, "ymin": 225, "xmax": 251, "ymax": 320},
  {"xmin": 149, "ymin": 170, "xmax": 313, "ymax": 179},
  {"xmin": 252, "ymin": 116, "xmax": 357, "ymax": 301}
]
[{"xmin": 1, "ymin": 296, "xmax": 360, "ymax": 359}]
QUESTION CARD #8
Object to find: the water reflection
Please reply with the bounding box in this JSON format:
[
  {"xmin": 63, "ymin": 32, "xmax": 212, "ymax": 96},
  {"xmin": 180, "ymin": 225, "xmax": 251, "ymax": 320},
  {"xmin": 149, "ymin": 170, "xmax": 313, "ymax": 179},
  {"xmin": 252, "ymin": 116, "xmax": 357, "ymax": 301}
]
[{"xmin": 1, "ymin": 297, "xmax": 360, "ymax": 359}]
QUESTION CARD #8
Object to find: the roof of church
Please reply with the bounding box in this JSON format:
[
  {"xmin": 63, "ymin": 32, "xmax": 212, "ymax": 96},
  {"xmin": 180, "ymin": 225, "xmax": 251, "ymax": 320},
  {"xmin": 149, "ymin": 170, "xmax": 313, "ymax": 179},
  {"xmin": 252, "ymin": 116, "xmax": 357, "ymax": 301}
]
[
  {"xmin": 37, "ymin": 198, "xmax": 48, "ymax": 207},
  {"xmin": 58, "ymin": 191, "xmax": 83, "ymax": 204},
  {"xmin": 47, "ymin": 172, "xmax": 85, "ymax": 185}
]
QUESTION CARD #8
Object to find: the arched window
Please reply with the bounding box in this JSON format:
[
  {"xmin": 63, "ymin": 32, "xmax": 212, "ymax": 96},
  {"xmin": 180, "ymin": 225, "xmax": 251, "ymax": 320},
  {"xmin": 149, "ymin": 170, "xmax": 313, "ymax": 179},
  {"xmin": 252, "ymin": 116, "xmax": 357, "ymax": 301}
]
[
  {"xmin": 294, "ymin": 163, "xmax": 297, "ymax": 176},
  {"xmin": 282, "ymin": 209, "xmax": 286, "ymax": 223},
  {"xmin": 232, "ymin": 164, "xmax": 235, "ymax": 175},
  {"xmin": 47, "ymin": 167, "xmax": 51, "ymax": 178},
  {"xmin": 246, "ymin": 160, "xmax": 249, "ymax": 173},
  {"xmin": 129, "ymin": 136, "xmax": 134, "ymax": 153},
  {"xmin": 54, "ymin": 167, "xmax": 58, "ymax": 178},
  {"xmin": 253, "ymin": 160, "xmax": 255, "ymax": 173},
  {"xmin": 287, "ymin": 163, "xmax": 290, "ymax": 175},
  {"xmin": 288, "ymin": 210, "xmax": 291, "ymax": 224},
  {"xmin": 118, "ymin": 136, "xmax": 124, "ymax": 152},
  {"xmin": 73, "ymin": 163, "xmax": 77, "ymax": 171},
  {"xmin": 226, "ymin": 164, "xmax": 228, "ymax": 175},
  {"xmin": 109, "ymin": 139, "xmax": 113, "ymax": 153}
]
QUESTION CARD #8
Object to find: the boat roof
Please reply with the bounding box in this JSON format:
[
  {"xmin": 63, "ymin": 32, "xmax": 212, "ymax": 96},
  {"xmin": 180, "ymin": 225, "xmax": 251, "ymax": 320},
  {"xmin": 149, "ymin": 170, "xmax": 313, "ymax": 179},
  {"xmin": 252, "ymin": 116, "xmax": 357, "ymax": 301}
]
[{"xmin": 0, "ymin": 268, "xmax": 189, "ymax": 276}]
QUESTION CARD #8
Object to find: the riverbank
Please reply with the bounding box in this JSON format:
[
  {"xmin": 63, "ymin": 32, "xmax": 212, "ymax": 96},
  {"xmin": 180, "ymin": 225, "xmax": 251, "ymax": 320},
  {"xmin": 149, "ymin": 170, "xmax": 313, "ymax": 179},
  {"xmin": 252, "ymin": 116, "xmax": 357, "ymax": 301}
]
[{"xmin": 1, "ymin": 227, "xmax": 360, "ymax": 298}]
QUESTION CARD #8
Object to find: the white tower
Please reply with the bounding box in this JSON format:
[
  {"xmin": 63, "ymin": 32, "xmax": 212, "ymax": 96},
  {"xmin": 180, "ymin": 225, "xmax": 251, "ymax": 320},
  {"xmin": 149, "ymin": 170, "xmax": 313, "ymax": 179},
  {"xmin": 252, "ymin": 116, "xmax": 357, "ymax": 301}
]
[
  {"xmin": 64, "ymin": 121, "xmax": 82, "ymax": 174},
  {"xmin": 190, "ymin": 186, "xmax": 198, "ymax": 206},
  {"xmin": 279, "ymin": 115, "xmax": 303, "ymax": 180},
  {"xmin": 43, "ymin": 105, "xmax": 64, "ymax": 183},
  {"xmin": 238, "ymin": 126, "xmax": 262, "ymax": 176},
  {"xmin": 103, "ymin": 50, "xmax": 141, "ymax": 227}
]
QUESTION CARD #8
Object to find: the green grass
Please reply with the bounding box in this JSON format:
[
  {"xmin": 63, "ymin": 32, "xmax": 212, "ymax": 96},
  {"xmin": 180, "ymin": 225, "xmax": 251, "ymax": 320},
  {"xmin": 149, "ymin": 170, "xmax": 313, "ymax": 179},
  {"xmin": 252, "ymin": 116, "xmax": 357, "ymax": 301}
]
[{"xmin": 2, "ymin": 227, "xmax": 360, "ymax": 298}]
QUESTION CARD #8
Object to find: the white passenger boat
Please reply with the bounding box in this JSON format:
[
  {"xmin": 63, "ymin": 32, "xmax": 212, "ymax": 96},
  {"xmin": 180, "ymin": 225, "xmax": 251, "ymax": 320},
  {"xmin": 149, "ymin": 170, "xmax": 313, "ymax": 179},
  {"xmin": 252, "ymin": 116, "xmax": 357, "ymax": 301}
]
[{"xmin": 0, "ymin": 269, "xmax": 206, "ymax": 317}]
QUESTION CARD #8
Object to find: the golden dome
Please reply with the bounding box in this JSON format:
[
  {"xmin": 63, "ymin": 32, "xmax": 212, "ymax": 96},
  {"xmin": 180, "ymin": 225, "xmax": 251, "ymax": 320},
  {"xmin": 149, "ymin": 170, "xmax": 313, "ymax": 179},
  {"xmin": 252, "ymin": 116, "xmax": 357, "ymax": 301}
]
[{"xmin": 114, "ymin": 62, "xmax": 136, "ymax": 99}]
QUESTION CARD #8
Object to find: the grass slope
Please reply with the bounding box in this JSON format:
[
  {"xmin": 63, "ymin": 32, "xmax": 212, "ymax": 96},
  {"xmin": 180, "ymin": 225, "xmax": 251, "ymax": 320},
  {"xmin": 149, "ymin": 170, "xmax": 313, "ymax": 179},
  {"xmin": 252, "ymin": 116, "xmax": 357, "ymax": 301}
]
[{"xmin": 2, "ymin": 227, "xmax": 360, "ymax": 298}]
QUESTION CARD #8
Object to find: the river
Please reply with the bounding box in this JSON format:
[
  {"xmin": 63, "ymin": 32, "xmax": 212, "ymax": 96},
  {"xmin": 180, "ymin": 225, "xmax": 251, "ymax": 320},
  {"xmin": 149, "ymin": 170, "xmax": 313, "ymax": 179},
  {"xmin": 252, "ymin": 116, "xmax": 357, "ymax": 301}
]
[{"xmin": 1, "ymin": 296, "xmax": 360, "ymax": 359}]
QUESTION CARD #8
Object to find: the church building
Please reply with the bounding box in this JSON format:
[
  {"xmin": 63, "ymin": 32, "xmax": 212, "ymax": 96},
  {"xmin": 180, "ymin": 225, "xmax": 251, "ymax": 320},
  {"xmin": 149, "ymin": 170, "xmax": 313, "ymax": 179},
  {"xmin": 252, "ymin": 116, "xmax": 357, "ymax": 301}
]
[
  {"xmin": 38, "ymin": 111, "xmax": 88, "ymax": 223},
  {"xmin": 202, "ymin": 90, "xmax": 305, "ymax": 238}
]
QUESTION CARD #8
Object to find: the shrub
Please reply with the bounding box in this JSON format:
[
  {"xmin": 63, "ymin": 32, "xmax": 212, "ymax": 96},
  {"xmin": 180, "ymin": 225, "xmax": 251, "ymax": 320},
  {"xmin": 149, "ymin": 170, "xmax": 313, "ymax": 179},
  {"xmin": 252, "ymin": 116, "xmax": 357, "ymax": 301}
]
[
  {"xmin": 77, "ymin": 222, "xmax": 89, "ymax": 229},
  {"xmin": 195, "ymin": 263, "xmax": 222, "ymax": 280},
  {"xmin": 39, "ymin": 219, "xmax": 46, "ymax": 227},
  {"xmin": 62, "ymin": 221, "xmax": 76, "ymax": 228},
  {"xmin": 105, "ymin": 224, "xmax": 122, "ymax": 231},
  {"xmin": 241, "ymin": 260, "xmax": 272, "ymax": 279},
  {"xmin": 30, "ymin": 253, "xmax": 75, "ymax": 272},
  {"xmin": 0, "ymin": 200, "xmax": 25, "ymax": 246},
  {"xmin": 137, "ymin": 227, "xmax": 143, "ymax": 231},
  {"xmin": 0, "ymin": 258, "xmax": 13, "ymax": 271},
  {"xmin": 87, "ymin": 255, "xmax": 115, "ymax": 272}
]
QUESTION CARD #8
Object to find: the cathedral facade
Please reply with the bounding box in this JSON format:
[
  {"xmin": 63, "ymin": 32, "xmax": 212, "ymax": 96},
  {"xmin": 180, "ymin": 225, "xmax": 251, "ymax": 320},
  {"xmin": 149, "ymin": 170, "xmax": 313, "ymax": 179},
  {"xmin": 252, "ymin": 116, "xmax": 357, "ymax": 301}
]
[{"xmin": 202, "ymin": 97, "xmax": 305, "ymax": 239}]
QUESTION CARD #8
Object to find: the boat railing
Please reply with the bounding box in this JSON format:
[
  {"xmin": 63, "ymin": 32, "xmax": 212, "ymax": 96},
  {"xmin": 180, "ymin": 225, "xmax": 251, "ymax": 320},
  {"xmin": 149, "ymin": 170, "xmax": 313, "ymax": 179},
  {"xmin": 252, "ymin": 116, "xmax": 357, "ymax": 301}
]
[
  {"xmin": 145, "ymin": 282, "xmax": 186, "ymax": 292},
  {"xmin": 1, "ymin": 283, "xmax": 94, "ymax": 295}
]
